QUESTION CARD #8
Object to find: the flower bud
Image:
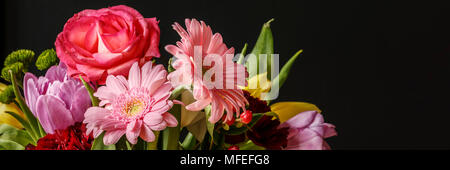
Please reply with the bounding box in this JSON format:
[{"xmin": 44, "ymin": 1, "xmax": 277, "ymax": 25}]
[
  {"xmin": 240, "ymin": 110, "xmax": 253, "ymax": 124},
  {"xmin": 228, "ymin": 145, "xmax": 239, "ymax": 150}
]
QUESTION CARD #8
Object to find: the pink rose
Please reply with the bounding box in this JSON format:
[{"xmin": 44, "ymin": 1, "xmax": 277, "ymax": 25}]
[{"xmin": 55, "ymin": 5, "xmax": 160, "ymax": 84}]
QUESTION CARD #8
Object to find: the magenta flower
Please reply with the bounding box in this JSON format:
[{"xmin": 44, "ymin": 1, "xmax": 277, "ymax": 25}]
[
  {"xmin": 278, "ymin": 111, "xmax": 337, "ymax": 150},
  {"xmin": 24, "ymin": 63, "xmax": 92, "ymax": 134},
  {"xmin": 165, "ymin": 18, "xmax": 248, "ymax": 123},
  {"xmin": 83, "ymin": 61, "xmax": 177, "ymax": 145}
]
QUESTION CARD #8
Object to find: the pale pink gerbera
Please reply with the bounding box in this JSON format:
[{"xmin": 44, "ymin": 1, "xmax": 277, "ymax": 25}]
[
  {"xmin": 83, "ymin": 61, "xmax": 177, "ymax": 145},
  {"xmin": 165, "ymin": 19, "xmax": 248, "ymax": 123}
]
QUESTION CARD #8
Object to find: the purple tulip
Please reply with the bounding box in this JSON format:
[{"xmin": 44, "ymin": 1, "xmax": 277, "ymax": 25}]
[
  {"xmin": 23, "ymin": 63, "xmax": 91, "ymax": 134},
  {"xmin": 278, "ymin": 111, "xmax": 337, "ymax": 150}
]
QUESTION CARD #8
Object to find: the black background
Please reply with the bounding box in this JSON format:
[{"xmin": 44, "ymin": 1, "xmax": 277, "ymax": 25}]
[{"xmin": 1, "ymin": 0, "xmax": 449, "ymax": 149}]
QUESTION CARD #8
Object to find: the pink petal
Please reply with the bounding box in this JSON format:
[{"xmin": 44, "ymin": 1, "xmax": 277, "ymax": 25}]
[
  {"xmin": 186, "ymin": 97, "xmax": 211, "ymax": 111},
  {"xmin": 36, "ymin": 95, "xmax": 76, "ymax": 134},
  {"xmin": 143, "ymin": 112, "xmax": 163, "ymax": 126},
  {"xmin": 162, "ymin": 112, "xmax": 178, "ymax": 127},
  {"xmin": 105, "ymin": 75, "xmax": 128, "ymax": 94},
  {"xmin": 149, "ymin": 121, "xmax": 167, "ymax": 131},
  {"xmin": 75, "ymin": 64, "xmax": 106, "ymax": 82},
  {"xmin": 128, "ymin": 62, "xmax": 141, "ymax": 88},
  {"xmin": 103, "ymin": 130, "xmax": 126, "ymax": 145},
  {"xmin": 92, "ymin": 52, "xmax": 123, "ymax": 65},
  {"xmin": 140, "ymin": 124, "xmax": 155, "ymax": 142},
  {"xmin": 126, "ymin": 119, "xmax": 142, "ymax": 144}
]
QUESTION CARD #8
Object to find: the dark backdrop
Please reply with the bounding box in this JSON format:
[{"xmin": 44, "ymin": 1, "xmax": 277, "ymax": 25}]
[{"xmin": 1, "ymin": 0, "xmax": 449, "ymax": 149}]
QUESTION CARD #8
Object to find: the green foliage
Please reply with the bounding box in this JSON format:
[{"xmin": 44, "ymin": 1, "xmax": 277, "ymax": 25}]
[
  {"xmin": 4, "ymin": 49, "xmax": 35, "ymax": 67},
  {"xmin": 1, "ymin": 62, "xmax": 25, "ymax": 82},
  {"xmin": 0, "ymin": 85, "xmax": 15, "ymax": 104},
  {"xmin": 2, "ymin": 49, "xmax": 35, "ymax": 82},
  {"xmin": 246, "ymin": 19, "xmax": 275, "ymax": 80},
  {"xmin": 80, "ymin": 76, "xmax": 99, "ymax": 106},
  {"xmin": 0, "ymin": 124, "xmax": 34, "ymax": 149},
  {"xmin": 35, "ymin": 49, "xmax": 58, "ymax": 71}
]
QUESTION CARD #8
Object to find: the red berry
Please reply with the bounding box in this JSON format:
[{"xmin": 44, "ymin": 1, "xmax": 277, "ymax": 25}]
[
  {"xmin": 228, "ymin": 145, "xmax": 240, "ymax": 150},
  {"xmin": 225, "ymin": 116, "xmax": 235, "ymax": 126},
  {"xmin": 240, "ymin": 110, "xmax": 253, "ymax": 124}
]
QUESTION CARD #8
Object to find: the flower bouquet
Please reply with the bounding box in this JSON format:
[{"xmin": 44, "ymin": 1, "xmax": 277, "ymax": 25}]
[{"xmin": 0, "ymin": 5, "xmax": 336, "ymax": 150}]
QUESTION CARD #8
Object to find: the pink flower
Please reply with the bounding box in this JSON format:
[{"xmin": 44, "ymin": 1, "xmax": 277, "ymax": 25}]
[
  {"xmin": 83, "ymin": 61, "xmax": 177, "ymax": 145},
  {"xmin": 165, "ymin": 19, "xmax": 248, "ymax": 123},
  {"xmin": 278, "ymin": 111, "xmax": 337, "ymax": 150},
  {"xmin": 24, "ymin": 64, "xmax": 91, "ymax": 134},
  {"xmin": 55, "ymin": 5, "xmax": 160, "ymax": 85}
]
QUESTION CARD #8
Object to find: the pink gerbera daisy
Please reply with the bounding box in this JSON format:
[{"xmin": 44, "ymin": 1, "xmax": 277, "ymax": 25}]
[
  {"xmin": 165, "ymin": 18, "xmax": 248, "ymax": 123},
  {"xmin": 83, "ymin": 61, "xmax": 178, "ymax": 145}
]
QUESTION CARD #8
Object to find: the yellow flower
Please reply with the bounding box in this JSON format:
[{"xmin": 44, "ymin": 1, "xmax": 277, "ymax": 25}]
[
  {"xmin": 0, "ymin": 83, "xmax": 25, "ymax": 129},
  {"xmin": 244, "ymin": 73, "xmax": 321, "ymax": 123},
  {"xmin": 243, "ymin": 72, "xmax": 272, "ymax": 99}
]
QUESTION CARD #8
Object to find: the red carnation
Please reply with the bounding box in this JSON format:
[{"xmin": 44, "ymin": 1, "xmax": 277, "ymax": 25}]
[
  {"xmin": 26, "ymin": 122, "xmax": 93, "ymax": 150},
  {"xmin": 247, "ymin": 115, "xmax": 289, "ymax": 150},
  {"xmin": 243, "ymin": 91, "xmax": 271, "ymax": 113}
]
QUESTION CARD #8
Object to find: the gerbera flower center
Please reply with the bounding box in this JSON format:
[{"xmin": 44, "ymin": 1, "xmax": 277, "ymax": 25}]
[
  {"xmin": 124, "ymin": 99, "xmax": 144, "ymax": 117},
  {"xmin": 113, "ymin": 87, "xmax": 152, "ymax": 118}
]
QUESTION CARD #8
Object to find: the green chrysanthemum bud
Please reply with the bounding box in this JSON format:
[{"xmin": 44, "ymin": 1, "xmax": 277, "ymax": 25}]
[
  {"xmin": 35, "ymin": 49, "xmax": 59, "ymax": 71},
  {"xmin": 1, "ymin": 62, "xmax": 25, "ymax": 82},
  {"xmin": 0, "ymin": 85, "xmax": 15, "ymax": 104},
  {"xmin": 4, "ymin": 49, "xmax": 35, "ymax": 67}
]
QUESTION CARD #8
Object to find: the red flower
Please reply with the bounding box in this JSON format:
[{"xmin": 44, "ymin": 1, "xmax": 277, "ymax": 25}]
[
  {"xmin": 26, "ymin": 122, "xmax": 93, "ymax": 150},
  {"xmin": 247, "ymin": 115, "xmax": 289, "ymax": 150},
  {"xmin": 243, "ymin": 91, "xmax": 271, "ymax": 113}
]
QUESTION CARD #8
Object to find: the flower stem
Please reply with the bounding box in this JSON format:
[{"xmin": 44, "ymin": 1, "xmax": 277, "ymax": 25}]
[
  {"xmin": 147, "ymin": 131, "xmax": 159, "ymax": 150},
  {"xmin": 162, "ymin": 103, "xmax": 181, "ymax": 150}
]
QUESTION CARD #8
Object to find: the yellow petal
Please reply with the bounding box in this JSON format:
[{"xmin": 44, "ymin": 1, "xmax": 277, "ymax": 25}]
[
  {"xmin": 270, "ymin": 102, "xmax": 321, "ymax": 123},
  {"xmin": 0, "ymin": 83, "xmax": 25, "ymax": 129},
  {"xmin": 0, "ymin": 102, "xmax": 24, "ymax": 129},
  {"xmin": 243, "ymin": 72, "xmax": 271, "ymax": 99}
]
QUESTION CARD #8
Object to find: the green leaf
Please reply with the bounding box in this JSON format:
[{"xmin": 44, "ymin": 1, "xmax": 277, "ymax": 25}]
[
  {"xmin": 10, "ymin": 71, "xmax": 42, "ymax": 139},
  {"xmin": 5, "ymin": 111, "xmax": 36, "ymax": 143},
  {"xmin": 246, "ymin": 19, "xmax": 275, "ymax": 80},
  {"xmin": 0, "ymin": 139, "xmax": 25, "ymax": 150},
  {"xmin": 204, "ymin": 106, "xmax": 214, "ymax": 138},
  {"xmin": 0, "ymin": 124, "xmax": 34, "ymax": 147},
  {"xmin": 80, "ymin": 76, "xmax": 99, "ymax": 107},
  {"xmin": 268, "ymin": 49, "xmax": 303, "ymax": 99},
  {"xmin": 0, "ymin": 85, "xmax": 15, "ymax": 104},
  {"xmin": 91, "ymin": 132, "xmax": 116, "ymax": 150},
  {"xmin": 238, "ymin": 140, "xmax": 265, "ymax": 150},
  {"xmin": 237, "ymin": 43, "xmax": 248, "ymax": 65}
]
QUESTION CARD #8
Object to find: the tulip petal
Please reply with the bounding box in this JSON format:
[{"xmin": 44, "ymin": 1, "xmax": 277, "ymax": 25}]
[
  {"xmin": 36, "ymin": 95, "xmax": 76, "ymax": 134},
  {"xmin": 271, "ymin": 102, "xmax": 321, "ymax": 123}
]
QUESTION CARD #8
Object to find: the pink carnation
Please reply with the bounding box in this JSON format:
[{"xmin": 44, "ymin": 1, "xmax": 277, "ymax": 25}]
[
  {"xmin": 165, "ymin": 19, "xmax": 248, "ymax": 123},
  {"xmin": 83, "ymin": 61, "xmax": 177, "ymax": 145}
]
